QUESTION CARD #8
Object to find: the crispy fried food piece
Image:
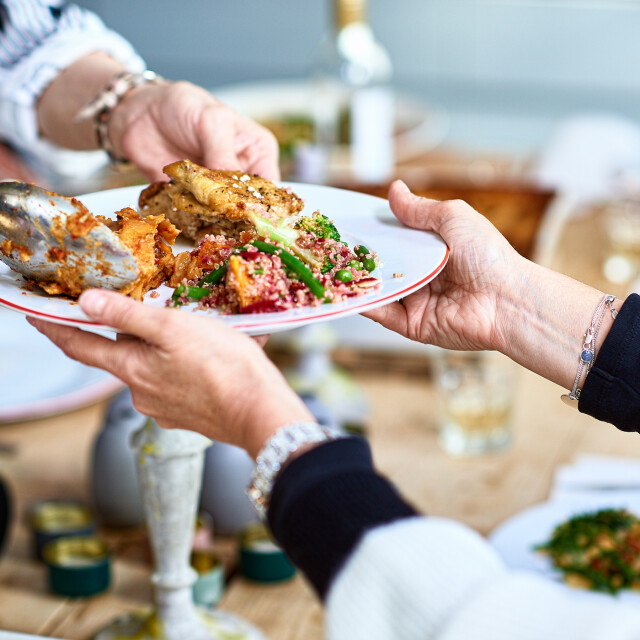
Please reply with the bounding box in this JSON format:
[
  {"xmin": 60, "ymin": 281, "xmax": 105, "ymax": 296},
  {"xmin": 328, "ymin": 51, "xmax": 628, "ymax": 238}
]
[
  {"xmin": 98, "ymin": 208, "xmax": 178, "ymax": 301},
  {"xmin": 139, "ymin": 159, "xmax": 304, "ymax": 243}
]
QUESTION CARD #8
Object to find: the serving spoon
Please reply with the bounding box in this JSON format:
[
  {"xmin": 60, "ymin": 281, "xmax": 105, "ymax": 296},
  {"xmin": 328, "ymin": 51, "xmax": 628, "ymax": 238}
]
[{"xmin": 0, "ymin": 181, "xmax": 139, "ymax": 292}]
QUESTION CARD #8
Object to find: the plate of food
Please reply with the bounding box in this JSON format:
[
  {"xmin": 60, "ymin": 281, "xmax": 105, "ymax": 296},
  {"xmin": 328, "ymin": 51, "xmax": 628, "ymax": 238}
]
[
  {"xmin": 489, "ymin": 499, "xmax": 640, "ymax": 601},
  {"xmin": 0, "ymin": 161, "xmax": 448, "ymax": 335}
]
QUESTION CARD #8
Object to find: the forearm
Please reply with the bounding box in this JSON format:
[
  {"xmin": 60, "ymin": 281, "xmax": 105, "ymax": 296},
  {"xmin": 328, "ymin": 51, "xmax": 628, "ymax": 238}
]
[
  {"xmin": 267, "ymin": 438, "xmax": 417, "ymax": 598},
  {"xmin": 496, "ymin": 256, "xmax": 621, "ymax": 390},
  {"xmin": 36, "ymin": 52, "xmax": 126, "ymax": 151}
]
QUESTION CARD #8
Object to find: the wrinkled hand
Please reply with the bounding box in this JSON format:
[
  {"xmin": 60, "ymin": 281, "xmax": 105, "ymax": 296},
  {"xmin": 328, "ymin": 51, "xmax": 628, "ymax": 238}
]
[
  {"xmin": 109, "ymin": 80, "xmax": 280, "ymax": 182},
  {"xmin": 365, "ymin": 181, "xmax": 523, "ymax": 352},
  {"xmin": 28, "ymin": 291, "xmax": 311, "ymax": 458}
]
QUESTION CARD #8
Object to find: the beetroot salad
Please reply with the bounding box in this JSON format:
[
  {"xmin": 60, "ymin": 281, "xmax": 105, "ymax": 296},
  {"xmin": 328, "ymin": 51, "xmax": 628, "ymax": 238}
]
[{"xmin": 168, "ymin": 210, "xmax": 380, "ymax": 314}]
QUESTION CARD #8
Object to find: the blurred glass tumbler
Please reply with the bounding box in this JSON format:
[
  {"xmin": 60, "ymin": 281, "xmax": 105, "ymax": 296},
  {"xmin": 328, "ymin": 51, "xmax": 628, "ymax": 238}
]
[{"xmin": 435, "ymin": 352, "xmax": 513, "ymax": 456}]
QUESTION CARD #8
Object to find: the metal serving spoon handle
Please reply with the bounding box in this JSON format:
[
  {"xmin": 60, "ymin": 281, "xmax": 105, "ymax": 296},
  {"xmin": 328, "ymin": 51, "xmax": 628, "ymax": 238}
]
[{"xmin": 0, "ymin": 181, "xmax": 139, "ymax": 291}]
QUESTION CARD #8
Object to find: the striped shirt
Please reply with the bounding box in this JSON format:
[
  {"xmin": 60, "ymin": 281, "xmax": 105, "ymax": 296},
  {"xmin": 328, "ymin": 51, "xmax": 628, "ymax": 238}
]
[
  {"xmin": 0, "ymin": 0, "xmax": 145, "ymax": 174},
  {"xmin": 0, "ymin": 1, "xmax": 89, "ymax": 68}
]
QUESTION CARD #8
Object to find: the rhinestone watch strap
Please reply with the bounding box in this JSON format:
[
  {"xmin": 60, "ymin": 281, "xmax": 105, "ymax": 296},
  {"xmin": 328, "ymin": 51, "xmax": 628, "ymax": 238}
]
[
  {"xmin": 75, "ymin": 70, "xmax": 162, "ymax": 164},
  {"xmin": 247, "ymin": 422, "xmax": 341, "ymax": 518}
]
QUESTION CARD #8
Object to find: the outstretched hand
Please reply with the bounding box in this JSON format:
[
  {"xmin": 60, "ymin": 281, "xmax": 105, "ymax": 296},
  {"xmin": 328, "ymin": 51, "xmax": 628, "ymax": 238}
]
[
  {"xmin": 28, "ymin": 291, "xmax": 311, "ymax": 458},
  {"xmin": 109, "ymin": 80, "xmax": 280, "ymax": 182},
  {"xmin": 365, "ymin": 181, "xmax": 523, "ymax": 352}
]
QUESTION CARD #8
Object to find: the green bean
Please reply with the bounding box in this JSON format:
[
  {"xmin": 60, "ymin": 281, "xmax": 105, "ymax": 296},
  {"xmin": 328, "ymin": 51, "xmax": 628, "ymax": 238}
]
[
  {"xmin": 171, "ymin": 283, "xmax": 185, "ymax": 305},
  {"xmin": 171, "ymin": 283, "xmax": 210, "ymax": 305},
  {"xmin": 251, "ymin": 240, "xmax": 325, "ymax": 299},
  {"xmin": 185, "ymin": 286, "xmax": 212, "ymax": 299},
  {"xmin": 198, "ymin": 261, "xmax": 227, "ymax": 285}
]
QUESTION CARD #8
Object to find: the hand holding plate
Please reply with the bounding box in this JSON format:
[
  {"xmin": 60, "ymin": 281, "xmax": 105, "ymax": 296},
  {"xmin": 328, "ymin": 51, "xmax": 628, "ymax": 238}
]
[
  {"xmin": 364, "ymin": 180, "xmax": 521, "ymax": 352},
  {"xmin": 29, "ymin": 289, "xmax": 313, "ymax": 458}
]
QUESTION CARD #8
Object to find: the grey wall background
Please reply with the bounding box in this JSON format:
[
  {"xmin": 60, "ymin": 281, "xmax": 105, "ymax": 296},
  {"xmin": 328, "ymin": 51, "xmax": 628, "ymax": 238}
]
[{"xmin": 77, "ymin": 0, "xmax": 640, "ymax": 151}]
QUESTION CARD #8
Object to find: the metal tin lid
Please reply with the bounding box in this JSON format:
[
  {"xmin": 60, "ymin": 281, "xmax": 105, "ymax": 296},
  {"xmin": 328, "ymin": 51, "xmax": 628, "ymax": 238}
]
[
  {"xmin": 191, "ymin": 550, "xmax": 225, "ymax": 609},
  {"xmin": 239, "ymin": 523, "xmax": 295, "ymax": 583},
  {"xmin": 43, "ymin": 536, "xmax": 110, "ymax": 598},
  {"xmin": 43, "ymin": 535, "xmax": 108, "ymax": 567},
  {"xmin": 31, "ymin": 500, "xmax": 92, "ymax": 533},
  {"xmin": 191, "ymin": 549, "xmax": 221, "ymax": 575}
]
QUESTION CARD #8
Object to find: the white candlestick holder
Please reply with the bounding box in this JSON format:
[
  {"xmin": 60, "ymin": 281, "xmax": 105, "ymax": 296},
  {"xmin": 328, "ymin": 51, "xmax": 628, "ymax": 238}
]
[{"xmin": 94, "ymin": 420, "xmax": 264, "ymax": 640}]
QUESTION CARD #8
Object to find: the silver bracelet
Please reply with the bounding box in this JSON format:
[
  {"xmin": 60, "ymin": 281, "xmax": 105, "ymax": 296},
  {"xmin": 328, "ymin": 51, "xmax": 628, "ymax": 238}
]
[
  {"xmin": 246, "ymin": 421, "xmax": 342, "ymax": 519},
  {"xmin": 561, "ymin": 294, "xmax": 617, "ymax": 408},
  {"xmin": 75, "ymin": 70, "xmax": 162, "ymax": 164}
]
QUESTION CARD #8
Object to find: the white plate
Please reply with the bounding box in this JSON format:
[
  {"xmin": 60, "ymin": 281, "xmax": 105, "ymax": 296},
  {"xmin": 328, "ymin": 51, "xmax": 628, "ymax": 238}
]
[
  {"xmin": 0, "ymin": 307, "xmax": 123, "ymax": 422},
  {"xmin": 489, "ymin": 498, "xmax": 640, "ymax": 602},
  {"xmin": 0, "ymin": 182, "xmax": 448, "ymax": 336},
  {"xmin": 214, "ymin": 78, "xmax": 450, "ymax": 163}
]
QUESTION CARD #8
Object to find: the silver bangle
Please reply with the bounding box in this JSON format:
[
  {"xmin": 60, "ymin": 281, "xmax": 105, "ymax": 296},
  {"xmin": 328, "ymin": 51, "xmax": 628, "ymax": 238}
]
[
  {"xmin": 247, "ymin": 422, "xmax": 342, "ymax": 519},
  {"xmin": 75, "ymin": 70, "xmax": 162, "ymax": 164},
  {"xmin": 561, "ymin": 294, "xmax": 617, "ymax": 408}
]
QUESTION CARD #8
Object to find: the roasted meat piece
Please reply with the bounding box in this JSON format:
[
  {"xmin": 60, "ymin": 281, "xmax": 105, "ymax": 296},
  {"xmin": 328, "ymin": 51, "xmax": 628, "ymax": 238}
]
[{"xmin": 139, "ymin": 159, "xmax": 304, "ymax": 243}]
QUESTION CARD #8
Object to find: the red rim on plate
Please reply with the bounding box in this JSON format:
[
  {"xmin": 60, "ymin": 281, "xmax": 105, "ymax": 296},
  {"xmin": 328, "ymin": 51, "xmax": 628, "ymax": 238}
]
[{"xmin": 0, "ymin": 247, "xmax": 449, "ymax": 331}]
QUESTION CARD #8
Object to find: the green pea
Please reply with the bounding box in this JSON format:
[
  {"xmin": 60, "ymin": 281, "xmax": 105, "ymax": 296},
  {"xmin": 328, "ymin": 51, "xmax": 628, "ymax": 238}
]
[
  {"xmin": 348, "ymin": 259, "xmax": 362, "ymax": 269},
  {"xmin": 361, "ymin": 257, "xmax": 376, "ymax": 272},
  {"xmin": 334, "ymin": 269, "xmax": 354, "ymax": 283}
]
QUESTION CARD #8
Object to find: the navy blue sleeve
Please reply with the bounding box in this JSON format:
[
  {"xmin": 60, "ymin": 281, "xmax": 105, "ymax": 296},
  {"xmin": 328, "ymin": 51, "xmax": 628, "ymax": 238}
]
[
  {"xmin": 266, "ymin": 437, "xmax": 418, "ymax": 600},
  {"xmin": 579, "ymin": 293, "xmax": 640, "ymax": 431}
]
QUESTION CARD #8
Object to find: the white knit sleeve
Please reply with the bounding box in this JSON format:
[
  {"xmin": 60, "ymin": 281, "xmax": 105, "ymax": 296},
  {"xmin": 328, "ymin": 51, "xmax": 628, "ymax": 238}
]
[
  {"xmin": 326, "ymin": 517, "xmax": 640, "ymax": 640},
  {"xmin": 0, "ymin": 0, "xmax": 145, "ymax": 173}
]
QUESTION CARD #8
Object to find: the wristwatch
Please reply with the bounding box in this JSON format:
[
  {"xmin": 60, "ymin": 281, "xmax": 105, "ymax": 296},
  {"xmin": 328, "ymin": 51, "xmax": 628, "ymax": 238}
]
[{"xmin": 246, "ymin": 421, "xmax": 341, "ymax": 518}]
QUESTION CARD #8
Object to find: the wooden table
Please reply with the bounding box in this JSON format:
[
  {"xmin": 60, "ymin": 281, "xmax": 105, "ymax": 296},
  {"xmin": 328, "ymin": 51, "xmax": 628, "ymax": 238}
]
[{"xmin": 1, "ymin": 205, "xmax": 639, "ymax": 640}]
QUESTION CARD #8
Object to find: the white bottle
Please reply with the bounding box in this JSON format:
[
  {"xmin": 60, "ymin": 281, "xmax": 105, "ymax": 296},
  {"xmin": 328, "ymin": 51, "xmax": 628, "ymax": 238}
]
[{"xmin": 314, "ymin": 0, "xmax": 394, "ymax": 184}]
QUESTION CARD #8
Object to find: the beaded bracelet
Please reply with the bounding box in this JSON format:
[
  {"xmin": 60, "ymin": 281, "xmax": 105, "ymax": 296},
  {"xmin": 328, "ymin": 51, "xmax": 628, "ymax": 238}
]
[
  {"xmin": 75, "ymin": 70, "xmax": 162, "ymax": 164},
  {"xmin": 561, "ymin": 294, "xmax": 618, "ymax": 408}
]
